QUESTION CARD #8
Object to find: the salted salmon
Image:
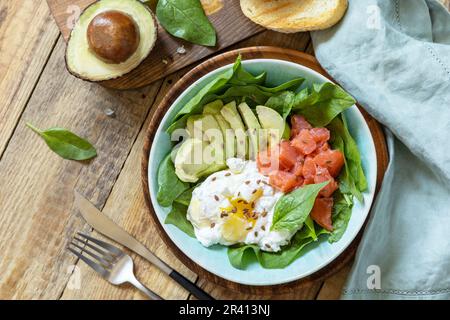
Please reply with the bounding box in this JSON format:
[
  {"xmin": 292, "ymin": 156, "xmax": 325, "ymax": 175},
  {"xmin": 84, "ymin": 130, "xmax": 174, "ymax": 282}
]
[
  {"xmin": 311, "ymin": 197, "xmax": 334, "ymax": 231},
  {"xmin": 291, "ymin": 129, "xmax": 317, "ymax": 155},
  {"xmin": 257, "ymin": 115, "xmax": 346, "ymax": 231},
  {"xmin": 278, "ymin": 140, "xmax": 299, "ymax": 170},
  {"xmin": 313, "ymin": 149, "xmax": 345, "ymax": 177},
  {"xmin": 269, "ymin": 170, "xmax": 302, "ymax": 193},
  {"xmin": 290, "ymin": 115, "xmax": 312, "ymax": 138},
  {"xmin": 314, "ymin": 167, "xmax": 339, "ymax": 197}
]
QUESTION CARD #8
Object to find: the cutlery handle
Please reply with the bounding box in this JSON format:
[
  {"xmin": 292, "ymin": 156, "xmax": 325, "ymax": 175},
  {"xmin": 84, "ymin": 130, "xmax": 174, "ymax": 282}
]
[
  {"xmin": 128, "ymin": 277, "xmax": 163, "ymax": 300},
  {"xmin": 169, "ymin": 270, "xmax": 214, "ymax": 300}
]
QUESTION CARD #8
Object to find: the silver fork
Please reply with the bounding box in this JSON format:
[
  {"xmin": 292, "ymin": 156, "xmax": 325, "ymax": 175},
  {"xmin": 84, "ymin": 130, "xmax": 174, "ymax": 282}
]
[{"xmin": 67, "ymin": 232, "xmax": 163, "ymax": 300}]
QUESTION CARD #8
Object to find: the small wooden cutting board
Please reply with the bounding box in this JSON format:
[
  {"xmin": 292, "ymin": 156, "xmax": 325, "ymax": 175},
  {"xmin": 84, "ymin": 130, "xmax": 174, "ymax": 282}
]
[{"xmin": 46, "ymin": 0, "xmax": 265, "ymax": 90}]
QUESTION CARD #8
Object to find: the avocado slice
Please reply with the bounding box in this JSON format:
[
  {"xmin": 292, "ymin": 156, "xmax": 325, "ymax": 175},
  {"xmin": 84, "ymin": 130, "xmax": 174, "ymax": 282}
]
[
  {"xmin": 215, "ymin": 114, "xmax": 236, "ymax": 159},
  {"xmin": 174, "ymin": 138, "xmax": 225, "ymax": 183},
  {"xmin": 256, "ymin": 105, "xmax": 286, "ymax": 146},
  {"xmin": 221, "ymin": 101, "xmax": 248, "ymax": 159},
  {"xmin": 203, "ymin": 100, "xmax": 224, "ymax": 115},
  {"xmin": 185, "ymin": 114, "xmax": 225, "ymax": 162},
  {"xmin": 238, "ymin": 102, "xmax": 261, "ymax": 160},
  {"xmin": 66, "ymin": 0, "xmax": 157, "ymax": 82}
]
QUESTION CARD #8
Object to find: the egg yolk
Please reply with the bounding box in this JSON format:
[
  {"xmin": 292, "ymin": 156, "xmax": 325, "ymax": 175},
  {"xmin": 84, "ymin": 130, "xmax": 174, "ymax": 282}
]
[{"xmin": 220, "ymin": 189, "xmax": 263, "ymax": 242}]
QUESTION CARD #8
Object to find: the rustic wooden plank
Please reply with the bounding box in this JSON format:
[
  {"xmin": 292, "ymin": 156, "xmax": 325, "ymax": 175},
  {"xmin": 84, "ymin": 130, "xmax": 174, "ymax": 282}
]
[
  {"xmin": 60, "ymin": 70, "xmax": 195, "ymax": 300},
  {"xmin": 0, "ymin": 38, "xmax": 163, "ymax": 299},
  {"xmin": 46, "ymin": 0, "xmax": 265, "ymax": 89},
  {"xmin": 0, "ymin": 0, "xmax": 60, "ymax": 157},
  {"xmin": 316, "ymin": 263, "xmax": 352, "ymax": 300}
]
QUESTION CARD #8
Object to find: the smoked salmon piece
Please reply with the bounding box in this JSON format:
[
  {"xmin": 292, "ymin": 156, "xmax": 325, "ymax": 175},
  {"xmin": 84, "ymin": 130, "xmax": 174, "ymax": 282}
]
[
  {"xmin": 310, "ymin": 127, "xmax": 330, "ymax": 146},
  {"xmin": 291, "ymin": 161, "xmax": 304, "ymax": 177},
  {"xmin": 311, "ymin": 197, "xmax": 334, "ymax": 231},
  {"xmin": 314, "ymin": 167, "xmax": 339, "ymax": 197},
  {"xmin": 269, "ymin": 170, "xmax": 302, "ymax": 193},
  {"xmin": 290, "ymin": 115, "xmax": 312, "ymax": 138},
  {"xmin": 291, "ymin": 130, "xmax": 317, "ymax": 155},
  {"xmin": 278, "ymin": 140, "xmax": 299, "ymax": 170},
  {"xmin": 313, "ymin": 149, "xmax": 345, "ymax": 177}
]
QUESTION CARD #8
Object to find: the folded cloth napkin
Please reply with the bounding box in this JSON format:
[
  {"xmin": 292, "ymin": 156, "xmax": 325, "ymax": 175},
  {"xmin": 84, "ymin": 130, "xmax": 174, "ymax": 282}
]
[{"xmin": 311, "ymin": 0, "xmax": 450, "ymax": 299}]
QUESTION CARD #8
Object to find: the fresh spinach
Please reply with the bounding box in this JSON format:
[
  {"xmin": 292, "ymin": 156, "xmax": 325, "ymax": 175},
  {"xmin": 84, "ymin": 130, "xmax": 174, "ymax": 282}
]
[
  {"xmin": 156, "ymin": 0, "xmax": 216, "ymax": 46},
  {"xmin": 157, "ymin": 154, "xmax": 190, "ymax": 207},
  {"xmin": 26, "ymin": 123, "xmax": 97, "ymax": 160},
  {"xmin": 174, "ymin": 185, "xmax": 195, "ymax": 206},
  {"xmin": 228, "ymin": 226, "xmax": 318, "ymax": 269},
  {"xmin": 328, "ymin": 190, "xmax": 353, "ymax": 243},
  {"xmin": 293, "ymin": 82, "xmax": 356, "ymax": 127},
  {"xmin": 271, "ymin": 182, "xmax": 328, "ymax": 234},
  {"xmin": 165, "ymin": 202, "xmax": 195, "ymax": 237},
  {"xmin": 265, "ymin": 91, "xmax": 296, "ymax": 120},
  {"xmin": 328, "ymin": 115, "xmax": 367, "ymax": 200}
]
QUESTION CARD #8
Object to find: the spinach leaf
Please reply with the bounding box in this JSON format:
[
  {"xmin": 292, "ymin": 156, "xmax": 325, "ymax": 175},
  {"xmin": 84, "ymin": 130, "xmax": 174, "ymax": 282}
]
[
  {"xmin": 293, "ymin": 82, "xmax": 356, "ymax": 127},
  {"xmin": 156, "ymin": 0, "xmax": 216, "ymax": 46},
  {"xmin": 328, "ymin": 115, "xmax": 367, "ymax": 200},
  {"xmin": 174, "ymin": 185, "xmax": 195, "ymax": 206},
  {"xmin": 258, "ymin": 78, "xmax": 304, "ymax": 93},
  {"xmin": 227, "ymin": 227, "xmax": 319, "ymax": 269},
  {"xmin": 265, "ymin": 91, "xmax": 295, "ymax": 120},
  {"xmin": 164, "ymin": 202, "xmax": 195, "ymax": 237},
  {"xmin": 26, "ymin": 123, "xmax": 97, "ymax": 160},
  {"xmin": 328, "ymin": 190, "xmax": 353, "ymax": 243},
  {"xmin": 271, "ymin": 182, "xmax": 328, "ymax": 234},
  {"xmin": 169, "ymin": 56, "xmax": 245, "ymax": 125},
  {"xmin": 157, "ymin": 154, "xmax": 190, "ymax": 207}
]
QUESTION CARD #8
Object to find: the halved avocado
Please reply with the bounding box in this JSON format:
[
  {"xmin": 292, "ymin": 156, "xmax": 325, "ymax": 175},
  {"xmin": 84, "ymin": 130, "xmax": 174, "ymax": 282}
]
[{"xmin": 66, "ymin": 0, "xmax": 157, "ymax": 82}]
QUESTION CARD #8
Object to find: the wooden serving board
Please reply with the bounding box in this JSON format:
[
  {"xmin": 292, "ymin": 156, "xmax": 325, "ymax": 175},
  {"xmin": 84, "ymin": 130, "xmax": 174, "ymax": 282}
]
[
  {"xmin": 46, "ymin": 0, "xmax": 264, "ymax": 90},
  {"xmin": 141, "ymin": 47, "xmax": 389, "ymax": 295}
]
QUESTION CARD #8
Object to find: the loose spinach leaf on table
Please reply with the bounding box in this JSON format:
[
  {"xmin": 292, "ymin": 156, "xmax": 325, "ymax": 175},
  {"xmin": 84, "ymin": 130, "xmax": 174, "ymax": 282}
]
[
  {"xmin": 156, "ymin": 0, "xmax": 216, "ymax": 46},
  {"xmin": 26, "ymin": 123, "xmax": 97, "ymax": 160},
  {"xmin": 293, "ymin": 82, "xmax": 356, "ymax": 127},
  {"xmin": 165, "ymin": 202, "xmax": 195, "ymax": 237},
  {"xmin": 271, "ymin": 182, "xmax": 328, "ymax": 234},
  {"xmin": 157, "ymin": 154, "xmax": 190, "ymax": 207}
]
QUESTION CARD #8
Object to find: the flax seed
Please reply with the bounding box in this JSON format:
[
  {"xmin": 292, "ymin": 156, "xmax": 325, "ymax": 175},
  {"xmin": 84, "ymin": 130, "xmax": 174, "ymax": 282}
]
[
  {"xmin": 254, "ymin": 231, "xmax": 258, "ymax": 237},
  {"xmin": 214, "ymin": 195, "xmax": 219, "ymax": 201},
  {"xmin": 245, "ymin": 180, "xmax": 250, "ymax": 185},
  {"xmin": 210, "ymin": 223, "xmax": 215, "ymax": 228},
  {"xmin": 212, "ymin": 177, "xmax": 217, "ymax": 181},
  {"xmin": 225, "ymin": 172, "xmax": 231, "ymax": 177},
  {"xmin": 261, "ymin": 225, "xmax": 266, "ymax": 231}
]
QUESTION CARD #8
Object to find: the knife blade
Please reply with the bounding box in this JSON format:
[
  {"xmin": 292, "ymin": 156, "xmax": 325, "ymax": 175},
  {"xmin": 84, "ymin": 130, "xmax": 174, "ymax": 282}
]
[{"xmin": 74, "ymin": 191, "xmax": 213, "ymax": 300}]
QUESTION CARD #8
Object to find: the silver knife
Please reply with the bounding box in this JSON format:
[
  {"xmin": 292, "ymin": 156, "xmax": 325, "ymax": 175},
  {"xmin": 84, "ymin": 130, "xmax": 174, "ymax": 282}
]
[{"xmin": 74, "ymin": 191, "xmax": 213, "ymax": 300}]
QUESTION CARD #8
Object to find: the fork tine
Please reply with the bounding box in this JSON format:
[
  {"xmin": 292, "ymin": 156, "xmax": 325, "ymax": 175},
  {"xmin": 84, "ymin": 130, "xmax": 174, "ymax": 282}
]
[
  {"xmin": 67, "ymin": 247, "xmax": 109, "ymax": 278},
  {"xmin": 70, "ymin": 241, "xmax": 112, "ymax": 268},
  {"xmin": 77, "ymin": 232, "xmax": 123, "ymax": 256},
  {"xmin": 73, "ymin": 236, "xmax": 116, "ymax": 263}
]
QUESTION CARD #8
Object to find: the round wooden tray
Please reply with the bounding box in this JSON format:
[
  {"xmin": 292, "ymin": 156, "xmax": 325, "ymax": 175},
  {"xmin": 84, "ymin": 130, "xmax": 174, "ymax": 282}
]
[{"xmin": 141, "ymin": 46, "xmax": 389, "ymax": 295}]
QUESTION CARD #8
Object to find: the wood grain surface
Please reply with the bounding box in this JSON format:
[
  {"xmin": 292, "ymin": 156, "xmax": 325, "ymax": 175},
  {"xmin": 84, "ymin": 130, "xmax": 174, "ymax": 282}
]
[
  {"xmin": 141, "ymin": 46, "xmax": 389, "ymax": 296},
  {"xmin": 0, "ymin": 0, "xmax": 407, "ymax": 299},
  {"xmin": 46, "ymin": 0, "xmax": 264, "ymax": 89}
]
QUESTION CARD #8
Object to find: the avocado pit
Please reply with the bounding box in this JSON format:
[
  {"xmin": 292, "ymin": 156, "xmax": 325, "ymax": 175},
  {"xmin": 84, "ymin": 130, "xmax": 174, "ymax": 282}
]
[{"xmin": 87, "ymin": 10, "xmax": 140, "ymax": 64}]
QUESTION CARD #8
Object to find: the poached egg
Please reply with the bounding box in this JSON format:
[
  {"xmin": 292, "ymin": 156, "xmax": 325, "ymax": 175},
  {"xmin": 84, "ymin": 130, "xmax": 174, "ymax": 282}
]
[{"xmin": 187, "ymin": 158, "xmax": 292, "ymax": 252}]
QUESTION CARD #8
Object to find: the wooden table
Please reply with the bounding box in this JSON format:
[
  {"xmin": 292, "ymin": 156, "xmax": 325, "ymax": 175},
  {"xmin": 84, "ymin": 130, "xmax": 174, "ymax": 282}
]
[{"xmin": 0, "ymin": 0, "xmax": 350, "ymax": 300}]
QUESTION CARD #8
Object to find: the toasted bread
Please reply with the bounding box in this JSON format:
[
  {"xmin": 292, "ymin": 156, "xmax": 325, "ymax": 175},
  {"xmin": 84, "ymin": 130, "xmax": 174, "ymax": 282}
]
[{"xmin": 240, "ymin": 0, "xmax": 348, "ymax": 33}]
